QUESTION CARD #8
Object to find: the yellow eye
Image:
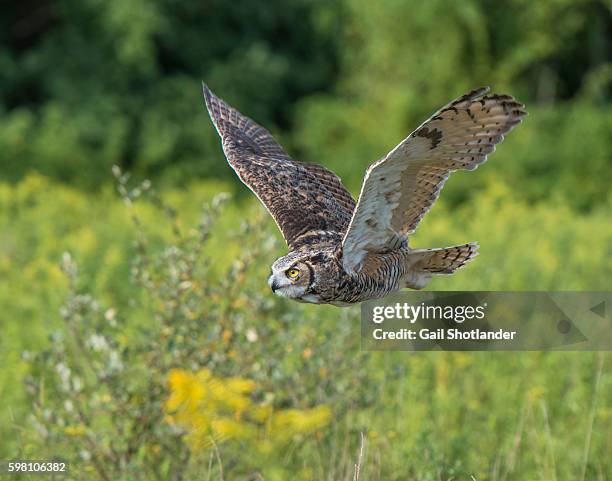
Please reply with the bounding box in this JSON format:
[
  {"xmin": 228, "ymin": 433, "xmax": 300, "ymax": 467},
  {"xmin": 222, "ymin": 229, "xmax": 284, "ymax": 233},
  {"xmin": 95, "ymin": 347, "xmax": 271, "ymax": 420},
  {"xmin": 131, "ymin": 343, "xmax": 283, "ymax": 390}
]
[{"xmin": 286, "ymin": 268, "xmax": 300, "ymax": 279}]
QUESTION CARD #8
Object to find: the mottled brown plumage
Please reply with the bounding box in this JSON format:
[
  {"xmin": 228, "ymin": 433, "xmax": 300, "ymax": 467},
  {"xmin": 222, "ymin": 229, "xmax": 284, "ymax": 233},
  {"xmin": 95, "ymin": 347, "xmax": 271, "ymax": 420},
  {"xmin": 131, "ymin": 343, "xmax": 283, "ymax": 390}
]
[
  {"xmin": 203, "ymin": 84, "xmax": 526, "ymax": 305},
  {"xmin": 203, "ymin": 86, "xmax": 354, "ymax": 248}
]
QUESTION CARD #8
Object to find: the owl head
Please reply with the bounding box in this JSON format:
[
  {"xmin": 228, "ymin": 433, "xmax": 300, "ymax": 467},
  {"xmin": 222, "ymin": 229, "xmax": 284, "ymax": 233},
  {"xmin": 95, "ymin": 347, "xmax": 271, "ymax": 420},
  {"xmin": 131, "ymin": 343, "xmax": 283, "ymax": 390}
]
[{"xmin": 268, "ymin": 251, "xmax": 329, "ymax": 303}]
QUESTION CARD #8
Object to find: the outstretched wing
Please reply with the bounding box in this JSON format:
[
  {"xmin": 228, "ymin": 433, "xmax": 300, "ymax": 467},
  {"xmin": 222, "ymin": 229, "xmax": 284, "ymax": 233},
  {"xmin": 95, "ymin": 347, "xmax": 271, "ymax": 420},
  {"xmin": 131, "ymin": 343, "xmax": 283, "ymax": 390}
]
[
  {"xmin": 203, "ymin": 83, "xmax": 355, "ymax": 248},
  {"xmin": 341, "ymin": 87, "xmax": 526, "ymax": 274}
]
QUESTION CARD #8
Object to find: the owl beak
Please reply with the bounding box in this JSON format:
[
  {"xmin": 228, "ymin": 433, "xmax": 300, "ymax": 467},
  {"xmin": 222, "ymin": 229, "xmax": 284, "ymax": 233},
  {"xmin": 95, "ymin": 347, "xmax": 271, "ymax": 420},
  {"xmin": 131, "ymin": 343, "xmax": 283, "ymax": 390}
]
[{"xmin": 269, "ymin": 278, "xmax": 280, "ymax": 293}]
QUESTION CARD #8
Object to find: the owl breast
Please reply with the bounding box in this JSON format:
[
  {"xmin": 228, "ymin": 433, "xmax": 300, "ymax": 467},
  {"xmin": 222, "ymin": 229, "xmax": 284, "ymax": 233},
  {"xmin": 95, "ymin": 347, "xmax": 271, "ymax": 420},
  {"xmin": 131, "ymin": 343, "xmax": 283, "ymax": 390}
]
[{"xmin": 305, "ymin": 245, "xmax": 414, "ymax": 305}]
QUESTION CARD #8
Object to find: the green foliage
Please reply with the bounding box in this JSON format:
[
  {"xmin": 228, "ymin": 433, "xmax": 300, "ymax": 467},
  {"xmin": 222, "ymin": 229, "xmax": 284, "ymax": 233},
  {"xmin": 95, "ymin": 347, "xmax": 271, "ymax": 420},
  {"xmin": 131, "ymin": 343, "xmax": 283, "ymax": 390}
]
[
  {"xmin": 8, "ymin": 174, "xmax": 368, "ymax": 480},
  {"xmin": 1, "ymin": 0, "xmax": 612, "ymax": 205},
  {"xmin": 293, "ymin": 0, "xmax": 612, "ymax": 209},
  {"xmin": 0, "ymin": 0, "xmax": 341, "ymax": 187},
  {"xmin": 296, "ymin": 99, "xmax": 612, "ymax": 211},
  {"xmin": 1, "ymin": 174, "xmax": 611, "ymax": 479}
]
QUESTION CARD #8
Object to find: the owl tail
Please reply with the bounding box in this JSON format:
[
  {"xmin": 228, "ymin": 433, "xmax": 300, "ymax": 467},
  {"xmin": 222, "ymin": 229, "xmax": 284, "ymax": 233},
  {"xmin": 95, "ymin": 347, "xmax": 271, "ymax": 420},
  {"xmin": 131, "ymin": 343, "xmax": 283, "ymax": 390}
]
[
  {"xmin": 401, "ymin": 242, "xmax": 478, "ymax": 290},
  {"xmin": 411, "ymin": 242, "xmax": 479, "ymax": 275}
]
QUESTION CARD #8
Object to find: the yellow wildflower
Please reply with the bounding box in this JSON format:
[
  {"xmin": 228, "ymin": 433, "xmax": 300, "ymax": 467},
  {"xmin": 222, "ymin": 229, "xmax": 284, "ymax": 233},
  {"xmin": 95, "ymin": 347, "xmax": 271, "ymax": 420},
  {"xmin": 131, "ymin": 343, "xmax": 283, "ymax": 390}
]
[{"xmin": 64, "ymin": 425, "xmax": 86, "ymax": 436}]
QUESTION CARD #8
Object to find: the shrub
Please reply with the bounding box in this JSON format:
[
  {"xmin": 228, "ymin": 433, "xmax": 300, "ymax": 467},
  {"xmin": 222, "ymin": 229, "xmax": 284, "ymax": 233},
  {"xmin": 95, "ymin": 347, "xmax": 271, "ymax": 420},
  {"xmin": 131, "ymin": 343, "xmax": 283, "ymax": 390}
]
[{"xmin": 21, "ymin": 171, "xmax": 368, "ymax": 480}]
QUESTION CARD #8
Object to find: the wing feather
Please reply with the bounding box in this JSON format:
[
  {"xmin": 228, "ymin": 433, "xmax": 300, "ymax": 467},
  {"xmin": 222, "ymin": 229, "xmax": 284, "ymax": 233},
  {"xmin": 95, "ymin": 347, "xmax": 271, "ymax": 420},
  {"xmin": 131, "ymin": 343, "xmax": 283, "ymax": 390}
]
[
  {"xmin": 203, "ymin": 83, "xmax": 355, "ymax": 248},
  {"xmin": 341, "ymin": 87, "xmax": 527, "ymax": 274}
]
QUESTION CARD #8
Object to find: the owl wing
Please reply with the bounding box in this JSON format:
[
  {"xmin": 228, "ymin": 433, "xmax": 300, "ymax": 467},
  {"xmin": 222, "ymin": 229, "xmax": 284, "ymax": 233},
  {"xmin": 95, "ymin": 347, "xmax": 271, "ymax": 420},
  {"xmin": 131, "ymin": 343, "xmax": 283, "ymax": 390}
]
[
  {"xmin": 341, "ymin": 87, "xmax": 526, "ymax": 274},
  {"xmin": 203, "ymin": 83, "xmax": 355, "ymax": 248}
]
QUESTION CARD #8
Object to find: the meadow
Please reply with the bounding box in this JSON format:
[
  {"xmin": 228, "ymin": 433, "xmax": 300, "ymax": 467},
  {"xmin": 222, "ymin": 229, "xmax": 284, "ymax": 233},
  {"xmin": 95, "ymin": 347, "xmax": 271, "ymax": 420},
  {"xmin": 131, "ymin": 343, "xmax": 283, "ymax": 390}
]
[{"xmin": 1, "ymin": 168, "xmax": 610, "ymax": 480}]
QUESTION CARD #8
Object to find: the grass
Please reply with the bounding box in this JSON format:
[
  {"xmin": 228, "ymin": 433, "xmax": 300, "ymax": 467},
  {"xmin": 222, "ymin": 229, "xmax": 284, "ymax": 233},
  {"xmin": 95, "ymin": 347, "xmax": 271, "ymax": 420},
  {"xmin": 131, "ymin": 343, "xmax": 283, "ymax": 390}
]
[{"xmin": 0, "ymin": 172, "xmax": 610, "ymax": 480}]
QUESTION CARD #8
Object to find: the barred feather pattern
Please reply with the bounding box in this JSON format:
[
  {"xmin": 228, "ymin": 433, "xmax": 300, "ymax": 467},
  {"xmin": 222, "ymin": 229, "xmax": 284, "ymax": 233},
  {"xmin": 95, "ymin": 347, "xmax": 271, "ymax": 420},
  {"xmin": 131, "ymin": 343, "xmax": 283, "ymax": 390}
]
[
  {"xmin": 203, "ymin": 84, "xmax": 356, "ymax": 248},
  {"xmin": 413, "ymin": 242, "xmax": 479, "ymax": 274},
  {"xmin": 342, "ymin": 86, "xmax": 527, "ymax": 274}
]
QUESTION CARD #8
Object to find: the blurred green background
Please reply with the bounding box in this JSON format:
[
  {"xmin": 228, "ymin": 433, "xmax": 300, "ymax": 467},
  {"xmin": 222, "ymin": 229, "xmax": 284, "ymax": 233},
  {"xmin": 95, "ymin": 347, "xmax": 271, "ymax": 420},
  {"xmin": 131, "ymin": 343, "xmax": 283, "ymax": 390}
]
[{"xmin": 1, "ymin": 0, "xmax": 611, "ymax": 479}]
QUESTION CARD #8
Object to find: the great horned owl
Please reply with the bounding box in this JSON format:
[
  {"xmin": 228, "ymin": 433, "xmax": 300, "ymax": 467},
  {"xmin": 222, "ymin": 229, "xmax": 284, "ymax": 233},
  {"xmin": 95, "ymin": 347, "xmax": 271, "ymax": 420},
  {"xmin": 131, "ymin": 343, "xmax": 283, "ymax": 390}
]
[{"xmin": 203, "ymin": 84, "xmax": 526, "ymax": 305}]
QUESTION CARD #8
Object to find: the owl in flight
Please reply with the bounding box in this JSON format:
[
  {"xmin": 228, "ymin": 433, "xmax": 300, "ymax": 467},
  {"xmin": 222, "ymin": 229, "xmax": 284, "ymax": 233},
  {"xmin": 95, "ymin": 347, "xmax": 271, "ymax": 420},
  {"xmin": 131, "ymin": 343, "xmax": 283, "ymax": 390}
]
[{"xmin": 203, "ymin": 84, "xmax": 526, "ymax": 305}]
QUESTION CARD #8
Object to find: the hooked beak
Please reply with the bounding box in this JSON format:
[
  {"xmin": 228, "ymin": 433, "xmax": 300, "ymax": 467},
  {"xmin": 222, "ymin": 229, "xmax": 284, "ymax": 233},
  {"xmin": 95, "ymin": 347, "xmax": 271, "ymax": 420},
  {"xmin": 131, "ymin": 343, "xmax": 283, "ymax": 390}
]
[{"xmin": 269, "ymin": 277, "xmax": 280, "ymax": 293}]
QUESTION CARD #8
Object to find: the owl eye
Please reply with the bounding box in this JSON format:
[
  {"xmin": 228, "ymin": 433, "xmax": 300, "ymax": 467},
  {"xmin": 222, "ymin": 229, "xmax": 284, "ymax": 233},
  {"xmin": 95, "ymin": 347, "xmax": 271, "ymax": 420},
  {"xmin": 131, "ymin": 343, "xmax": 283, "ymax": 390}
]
[{"xmin": 286, "ymin": 268, "xmax": 300, "ymax": 279}]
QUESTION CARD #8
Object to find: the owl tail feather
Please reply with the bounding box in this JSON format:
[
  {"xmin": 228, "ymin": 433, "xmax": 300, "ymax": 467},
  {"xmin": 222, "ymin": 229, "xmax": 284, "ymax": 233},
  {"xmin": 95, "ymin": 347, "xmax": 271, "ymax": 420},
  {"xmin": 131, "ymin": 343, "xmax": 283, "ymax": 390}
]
[{"xmin": 411, "ymin": 242, "xmax": 479, "ymax": 275}]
